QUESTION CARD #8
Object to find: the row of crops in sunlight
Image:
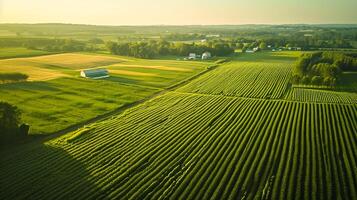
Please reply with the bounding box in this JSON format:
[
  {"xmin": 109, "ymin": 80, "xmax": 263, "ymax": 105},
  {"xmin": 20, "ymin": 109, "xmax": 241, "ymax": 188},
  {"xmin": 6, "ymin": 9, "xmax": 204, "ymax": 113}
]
[
  {"xmin": 178, "ymin": 62, "xmax": 292, "ymax": 99},
  {"xmin": 284, "ymin": 87, "xmax": 357, "ymax": 104},
  {"xmin": 1, "ymin": 92, "xmax": 356, "ymax": 200}
]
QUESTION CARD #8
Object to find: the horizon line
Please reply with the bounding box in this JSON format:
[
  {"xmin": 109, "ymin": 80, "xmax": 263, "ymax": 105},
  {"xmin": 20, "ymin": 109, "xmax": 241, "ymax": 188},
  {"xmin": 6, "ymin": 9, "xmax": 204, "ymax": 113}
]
[{"xmin": 1, "ymin": 22, "xmax": 357, "ymax": 27}]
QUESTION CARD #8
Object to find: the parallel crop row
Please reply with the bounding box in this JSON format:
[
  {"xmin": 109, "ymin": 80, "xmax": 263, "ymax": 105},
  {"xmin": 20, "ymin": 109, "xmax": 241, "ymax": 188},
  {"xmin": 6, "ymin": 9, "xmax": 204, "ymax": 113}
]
[
  {"xmin": 1, "ymin": 92, "xmax": 356, "ymax": 200},
  {"xmin": 285, "ymin": 87, "xmax": 357, "ymax": 104},
  {"xmin": 178, "ymin": 62, "xmax": 292, "ymax": 99}
]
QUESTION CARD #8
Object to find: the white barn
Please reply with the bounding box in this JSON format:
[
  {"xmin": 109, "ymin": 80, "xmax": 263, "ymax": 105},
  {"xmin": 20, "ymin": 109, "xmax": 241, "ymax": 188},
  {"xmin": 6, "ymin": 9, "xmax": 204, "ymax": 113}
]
[
  {"xmin": 80, "ymin": 68, "xmax": 109, "ymax": 79},
  {"xmin": 202, "ymin": 52, "xmax": 212, "ymax": 60}
]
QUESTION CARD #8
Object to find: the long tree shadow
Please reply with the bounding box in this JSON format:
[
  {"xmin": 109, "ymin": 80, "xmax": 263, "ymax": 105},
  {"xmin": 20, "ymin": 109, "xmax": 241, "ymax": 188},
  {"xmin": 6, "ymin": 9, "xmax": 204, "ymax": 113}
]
[
  {"xmin": 0, "ymin": 143, "xmax": 104, "ymax": 200},
  {"xmin": 0, "ymin": 81, "xmax": 60, "ymax": 92}
]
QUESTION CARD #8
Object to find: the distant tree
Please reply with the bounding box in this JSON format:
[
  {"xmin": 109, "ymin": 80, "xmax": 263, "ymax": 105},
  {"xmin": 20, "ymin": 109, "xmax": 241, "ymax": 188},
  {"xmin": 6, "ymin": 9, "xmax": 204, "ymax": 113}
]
[
  {"xmin": 89, "ymin": 38, "xmax": 104, "ymax": 44},
  {"xmin": 301, "ymin": 76, "xmax": 310, "ymax": 85},
  {"xmin": 293, "ymin": 56, "xmax": 310, "ymax": 76},
  {"xmin": 0, "ymin": 102, "xmax": 21, "ymax": 130},
  {"xmin": 236, "ymin": 43, "xmax": 244, "ymax": 49},
  {"xmin": 19, "ymin": 124, "xmax": 30, "ymax": 138},
  {"xmin": 249, "ymin": 42, "xmax": 258, "ymax": 49},
  {"xmin": 323, "ymin": 77, "xmax": 336, "ymax": 87},
  {"xmin": 107, "ymin": 40, "xmax": 234, "ymax": 58},
  {"xmin": 0, "ymin": 102, "xmax": 27, "ymax": 143},
  {"xmin": 286, "ymin": 43, "xmax": 293, "ymax": 48},
  {"xmin": 311, "ymin": 76, "xmax": 323, "ymax": 85},
  {"xmin": 212, "ymin": 43, "xmax": 234, "ymax": 56},
  {"xmin": 292, "ymin": 75, "xmax": 300, "ymax": 84},
  {"xmin": 106, "ymin": 42, "xmax": 118, "ymax": 54},
  {"xmin": 292, "ymin": 52, "xmax": 356, "ymax": 87},
  {"xmin": 157, "ymin": 40, "xmax": 171, "ymax": 55},
  {"xmin": 259, "ymin": 42, "xmax": 268, "ymax": 50}
]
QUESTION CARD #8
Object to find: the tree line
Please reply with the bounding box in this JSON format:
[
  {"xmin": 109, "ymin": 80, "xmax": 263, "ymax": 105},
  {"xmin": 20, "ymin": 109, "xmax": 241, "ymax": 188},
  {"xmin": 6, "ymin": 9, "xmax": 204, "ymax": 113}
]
[
  {"xmin": 0, "ymin": 38, "xmax": 97, "ymax": 52},
  {"xmin": 161, "ymin": 33, "xmax": 206, "ymax": 41},
  {"xmin": 292, "ymin": 52, "xmax": 357, "ymax": 86},
  {"xmin": 106, "ymin": 40, "xmax": 235, "ymax": 59}
]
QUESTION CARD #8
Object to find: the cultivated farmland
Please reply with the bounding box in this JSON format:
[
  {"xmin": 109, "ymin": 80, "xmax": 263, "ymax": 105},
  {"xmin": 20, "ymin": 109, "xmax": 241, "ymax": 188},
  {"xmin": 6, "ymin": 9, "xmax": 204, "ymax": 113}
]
[
  {"xmin": 26, "ymin": 53, "xmax": 129, "ymax": 69},
  {"xmin": 178, "ymin": 62, "xmax": 292, "ymax": 99},
  {"xmin": 0, "ymin": 59, "xmax": 68, "ymax": 81},
  {"xmin": 285, "ymin": 87, "xmax": 357, "ymax": 104},
  {"xmin": 0, "ymin": 92, "xmax": 356, "ymax": 199},
  {"xmin": 0, "ymin": 52, "xmax": 356, "ymax": 199}
]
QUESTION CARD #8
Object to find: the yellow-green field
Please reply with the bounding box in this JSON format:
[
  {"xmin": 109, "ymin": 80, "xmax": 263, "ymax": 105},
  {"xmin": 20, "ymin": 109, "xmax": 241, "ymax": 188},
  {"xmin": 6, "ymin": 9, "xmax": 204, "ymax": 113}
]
[
  {"xmin": 27, "ymin": 53, "xmax": 129, "ymax": 69},
  {"xmin": 0, "ymin": 52, "xmax": 211, "ymax": 134},
  {"xmin": 0, "ymin": 59, "xmax": 68, "ymax": 81}
]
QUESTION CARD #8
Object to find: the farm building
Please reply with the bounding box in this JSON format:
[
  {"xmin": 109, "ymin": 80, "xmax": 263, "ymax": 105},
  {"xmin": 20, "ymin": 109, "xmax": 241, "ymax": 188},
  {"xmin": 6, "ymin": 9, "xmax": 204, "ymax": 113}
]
[
  {"xmin": 202, "ymin": 52, "xmax": 212, "ymax": 60},
  {"xmin": 185, "ymin": 53, "xmax": 203, "ymax": 60},
  {"xmin": 246, "ymin": 47, "xmax": 259, "ymax": 53},
  {"xmin": 188, "ymin": 53, "xmax": 196, "ymax": 60},
  {"xmin": 80, "ymin": 68, "xmax": 109, "ymax": 79}
]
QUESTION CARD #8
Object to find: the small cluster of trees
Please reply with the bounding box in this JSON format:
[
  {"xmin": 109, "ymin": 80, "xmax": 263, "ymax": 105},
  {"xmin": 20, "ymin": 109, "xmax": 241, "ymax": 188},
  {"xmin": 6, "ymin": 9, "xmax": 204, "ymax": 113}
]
[
  {"xmin": 0, "ymin": 38, "xmax": 97, "ymax": 52},
  {"xmin": 260, "ymin": 37, "xmax": 352, "ymax": 50},
  {"xmin": 161, "ymin": 33, "xmax": 206, "ymax": 41},
  {"xmin": 0, "ymin": 73, "xmax": 29, "ymax": 83},
  {"xmin": 292, "ymin": 52, "xmax": 357, "ymax": 86},
  {"xmin": 106, "ymin": 40, "xmax": 235, "ymax": 59},
  {"xmin": 240, "ymin": 41, "xmax": 268, "ymax": 52},
  {"xmin": 158, "ymin": 28, "xmax": 355, "ymax": 50},
  {"xmin": 0, "ymin": 102, "xmax": 29, "ymax": 144},
  {"xmin": 232, "ymin": 27, "xmax": 355, "ymax": 50}
]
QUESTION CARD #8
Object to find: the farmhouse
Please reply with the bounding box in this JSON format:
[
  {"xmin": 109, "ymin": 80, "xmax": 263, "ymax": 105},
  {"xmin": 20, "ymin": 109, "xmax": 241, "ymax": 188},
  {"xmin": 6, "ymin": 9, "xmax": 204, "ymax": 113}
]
[
  {"xmin": 202, "ymin": 52, "xmax": 212, "ymax": 60},
  {"xmin": 188, "ymin": 53, "xmax": 196, "ymax": 60},
  {"xmin": 246, "ymin": 47, "xmax": 259, "ymax": 53},
  {"xmin": 80, "ymin": 68, "xmax": 109, "ymax": 79}
]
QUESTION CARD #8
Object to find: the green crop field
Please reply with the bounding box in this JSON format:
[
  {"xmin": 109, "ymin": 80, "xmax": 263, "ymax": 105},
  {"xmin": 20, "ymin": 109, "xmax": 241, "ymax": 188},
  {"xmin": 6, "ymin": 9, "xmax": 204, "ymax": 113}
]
[
  {"xmin": 1, "ymin": 51, "xmax": 356, "ymax": 199},
  {"xmin": 1, "ymin": 92, "xmax": 356, "ymax": 199},
  {"xmin": 0, "ymin": 47, "xmax": 52, "ymax": 59},
  {"xmin": 285, "ymin": 87, "xmax": 357, "ymax": 104},
  {"xmin": 178, "ymin": 62, "xmax": 292, "ymax": 99},
  {"xmin": 0, "ymin": 53, "xmax": 211, "ymax": 134}
]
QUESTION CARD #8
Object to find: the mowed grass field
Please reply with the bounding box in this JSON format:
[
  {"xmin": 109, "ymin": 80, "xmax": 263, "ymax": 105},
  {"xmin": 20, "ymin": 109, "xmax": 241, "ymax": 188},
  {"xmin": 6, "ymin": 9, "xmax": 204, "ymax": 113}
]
[
  {"xmin": 1, "ymin": 51, "xmax": 356, "ymax": 199},
  {"xmin": 0, "ymin": 52, "xmax": 211, "ymax": 134}
]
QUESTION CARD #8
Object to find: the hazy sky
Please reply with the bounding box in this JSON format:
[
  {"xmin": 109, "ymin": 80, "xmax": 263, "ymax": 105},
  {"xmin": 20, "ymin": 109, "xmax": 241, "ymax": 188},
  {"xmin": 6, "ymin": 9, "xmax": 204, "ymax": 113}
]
[{"xmin": 0, "ymin": 0, "xmax": 356, "ymax": 25}]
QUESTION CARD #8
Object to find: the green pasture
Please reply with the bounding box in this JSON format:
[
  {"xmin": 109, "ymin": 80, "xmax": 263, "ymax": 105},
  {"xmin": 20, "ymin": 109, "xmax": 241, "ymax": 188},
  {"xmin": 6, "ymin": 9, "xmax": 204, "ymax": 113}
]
[{"xmin": 0, "ymin": 52, "xmax": 211, "ymax": 134}]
